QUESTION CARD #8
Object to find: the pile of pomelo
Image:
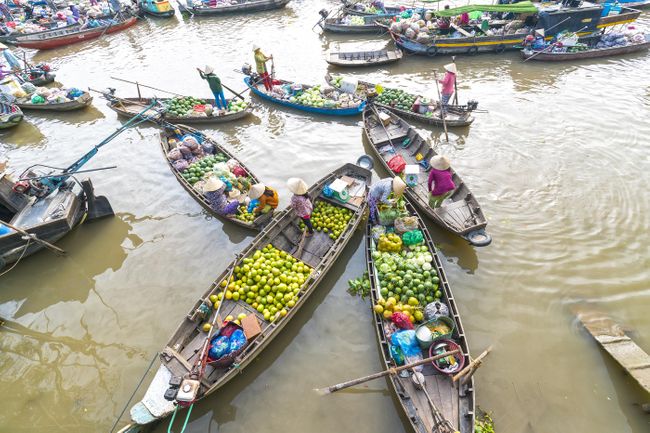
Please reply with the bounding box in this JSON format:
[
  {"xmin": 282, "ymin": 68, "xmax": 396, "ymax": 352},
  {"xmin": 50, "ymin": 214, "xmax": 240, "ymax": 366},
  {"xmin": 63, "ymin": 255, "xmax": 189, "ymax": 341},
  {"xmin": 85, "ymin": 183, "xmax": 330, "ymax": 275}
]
[
  {"xmin": 301, "ymin": 201, "xmax": 352, "ymax": 240},
  {"xmin": 220, "ymin": 244, "xmax": 312, "ymax": 322}
]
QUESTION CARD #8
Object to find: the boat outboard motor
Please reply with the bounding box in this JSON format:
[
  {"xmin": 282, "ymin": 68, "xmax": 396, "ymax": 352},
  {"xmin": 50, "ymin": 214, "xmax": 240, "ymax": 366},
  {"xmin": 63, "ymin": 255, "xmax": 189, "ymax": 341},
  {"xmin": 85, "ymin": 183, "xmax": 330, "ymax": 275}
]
[
  {"xmin": 241, "ymin": 63, "xmax": 252, "ymax": 76},
  {"xmin": 467, "ymin": 100, "xmax": 479, "ymax": 111},
  {"xmin": 319, "ymin": 8, "xmax": 329, "ymax": 20}
]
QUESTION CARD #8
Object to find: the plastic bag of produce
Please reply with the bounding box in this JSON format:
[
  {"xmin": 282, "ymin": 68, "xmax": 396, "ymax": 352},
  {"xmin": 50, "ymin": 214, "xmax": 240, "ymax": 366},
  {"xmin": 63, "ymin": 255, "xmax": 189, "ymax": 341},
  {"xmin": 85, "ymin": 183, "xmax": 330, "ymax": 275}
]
[
  {"xmin": 371, "ymin": 224, "xmax": 386, "ymax": 242},
  {"xmin": 378, "ymin": 208, "xmax": 399, "ymax": 226},
  {"xmin": 228, "ymin": 329, "xmax": 247, "ymax": 352},
  {"xmin": 391, "ymin": 330, "xmax": 418, "ymax": 358},
  {"xmin": 392, "ymin": 312, "xmax": 415, "ymax": 330},
  {"xmin": 402, "ymin": 230, "xmax": 424, "ymax": 246},
  {"xmin": 394, "ymin": 216, "xmax": 418, "ymax": 233},
  {"xmin": 232, "ymin": 166, "xmax": 246, "ymax": 177},
  {"xmin": 172, "ymin": 159, "xmax": 189, "ymax": 172},
  {"xmin": 387, "ymin": 155, "xmax": 406, "ymax": 174},
  {"xmin": 21, "ymin": 82, "xmax": 37, "ymax": 94},
  {"xmin": 405, "ymin": 28, "xmax": 416, "ymax": 39},
  {"xmin": 390, "ymin": 22, "xmax": 400, "ymax": 33},
  {"xmin": 67, "ymin": 88, "xmax": 84, "ymax": 98},
  {"xmin": 424, "ymin": 301, "xmax": 450, "ymax": 321},
  {"xmin": 178, "ymin": 144, "xmax": 192, "ymax": 159},
  {"xmin": 389, "ymin": 344, "xmax": 405, "ymax": 365},
  {"xmin": 208, "ymin": 335, "xmax": 230, "ymax": 359},
  {"xmin": 416, "ymin": 33, "xmax": 430, "ymax": 44},
  {"xmin": 31, "ymin": 94, "xmax": 45, "ymax": 104},
  {"xmin": 201, "ymin": 140, "xmax": 215, "ymax": 155},
  {"xmin": 247, "ymin": 199, "xmax": 259, "ymax": 213}
]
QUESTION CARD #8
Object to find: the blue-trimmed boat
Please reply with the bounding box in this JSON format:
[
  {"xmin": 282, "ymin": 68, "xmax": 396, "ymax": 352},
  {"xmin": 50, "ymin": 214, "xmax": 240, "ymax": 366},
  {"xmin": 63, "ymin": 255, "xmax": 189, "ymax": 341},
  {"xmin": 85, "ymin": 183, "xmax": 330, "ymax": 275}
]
[
  {"xmin": 139, "ymin": 0, "xmax": 176, "ymax": 17},
  {"xmin": 244, "ymin": 76, "xmax": 365, "ymax": 116}
]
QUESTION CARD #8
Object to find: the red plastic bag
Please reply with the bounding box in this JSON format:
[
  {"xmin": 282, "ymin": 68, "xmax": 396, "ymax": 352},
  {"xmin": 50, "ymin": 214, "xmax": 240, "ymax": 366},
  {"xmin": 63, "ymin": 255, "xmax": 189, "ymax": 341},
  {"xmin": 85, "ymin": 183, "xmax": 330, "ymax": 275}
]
[
  {"xmin": 232, "ymin": 166, "xmax": 247, "ymax": 177},
  {"xmin": 391, "ymin": 312, "xmax": 414, "ymax": 330},
  {"xmin": 387, "ymin": 155, "xmax": 406, "ymax": 174}
]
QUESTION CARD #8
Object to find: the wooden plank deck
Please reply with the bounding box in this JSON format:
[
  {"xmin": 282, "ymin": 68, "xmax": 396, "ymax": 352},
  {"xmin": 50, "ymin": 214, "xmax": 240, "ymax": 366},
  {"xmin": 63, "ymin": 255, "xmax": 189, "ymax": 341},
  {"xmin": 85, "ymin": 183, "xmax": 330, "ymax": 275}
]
[{"xmin": 575, "ymin": 308, "xmax": 650, "ymax": 393}]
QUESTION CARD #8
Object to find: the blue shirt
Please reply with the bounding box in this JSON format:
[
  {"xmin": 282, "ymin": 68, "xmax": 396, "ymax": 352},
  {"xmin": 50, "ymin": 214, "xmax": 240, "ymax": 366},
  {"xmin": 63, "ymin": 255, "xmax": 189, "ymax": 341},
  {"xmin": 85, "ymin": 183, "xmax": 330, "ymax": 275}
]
[
  {"xmin": 369, "ymin": 178, "xmax": 393, "ymax": 204},
  {"xmin": 2, "ymin": 49, "xmax": 20, "ymax": 70}
]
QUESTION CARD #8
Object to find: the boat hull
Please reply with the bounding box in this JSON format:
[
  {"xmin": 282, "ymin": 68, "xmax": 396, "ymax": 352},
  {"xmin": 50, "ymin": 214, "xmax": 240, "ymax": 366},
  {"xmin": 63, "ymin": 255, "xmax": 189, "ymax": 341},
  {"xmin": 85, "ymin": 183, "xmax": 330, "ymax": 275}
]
[
  {"xmin": 326, "ymin": 48, "xmax": 403, "ymax": 67},
  {"xmin": 180, "ymin": 0, "xmax": 290, "ymax": 15},
  {"xmin": 108, "ymin": 97, "xmax": 252, "ymax": 124},
  {"xmin": 16, "ymin": 92, "xmax": 93, "ymax": 111},
  {"xmin": 13, "ymin": 17, "xmax": 139, "ymax": 50},
  {"xmin": 244, "ymin": 76, "xmax": 365, "ymax": 116},
  {"xmin": 521, "ymin": 34, "xmax": 650, "ymax": 61}
]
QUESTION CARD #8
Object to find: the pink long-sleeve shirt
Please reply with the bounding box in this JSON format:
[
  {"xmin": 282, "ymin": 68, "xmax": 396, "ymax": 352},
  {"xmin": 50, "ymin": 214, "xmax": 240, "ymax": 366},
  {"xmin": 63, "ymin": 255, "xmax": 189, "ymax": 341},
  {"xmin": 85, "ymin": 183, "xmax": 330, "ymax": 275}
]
[
  {"xmin": 427, "ymin": 168, "xmax": 455, "ymax": 196},
  {"xmin": 439, "ymin": 72, "xmax": 455, "ymax": 96}
]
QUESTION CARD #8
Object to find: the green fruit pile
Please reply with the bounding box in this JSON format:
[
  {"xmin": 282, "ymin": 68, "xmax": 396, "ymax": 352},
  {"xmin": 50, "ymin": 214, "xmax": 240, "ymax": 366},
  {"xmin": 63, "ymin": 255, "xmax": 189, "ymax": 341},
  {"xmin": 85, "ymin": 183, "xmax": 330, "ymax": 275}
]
[
  {"xmin": 227, "ymin": 100, "xmax": 249, "ymax": 113},
  {"xmin": 236, "ymin": 205, "xmax": 255, "ymax": 223},
  {"xmin": 164, "ymin": 96, "xmax": 206, "ymax": 117},
  {"xmin": 180, "ymin": 153, "xmax": 228, "ymax": 184},
  {"xmin": 228, "ymin": 244, "xmax": 312, "ymax": 322},
  {"xmin": 302, "ymin": 201, "xmax": 352, "ymax": 240},
  {"xmin": 375, "ymin": 88, "xmax": 417, "ymax": 111}
]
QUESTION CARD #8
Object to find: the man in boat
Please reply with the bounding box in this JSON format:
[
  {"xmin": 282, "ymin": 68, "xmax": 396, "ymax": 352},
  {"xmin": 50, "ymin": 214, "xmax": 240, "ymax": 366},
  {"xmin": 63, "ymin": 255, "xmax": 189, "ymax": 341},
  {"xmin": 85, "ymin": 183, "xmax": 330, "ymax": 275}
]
[
  {"xmin": 203, "ymin": 177, "xmax": 239, "ymax": 216},
  {"xmin": 368, "ymin": 176, "xmax": 406, "ymax": 224},
  {"xmin": 197, "ymin": 65, "xmax": 227, "ymax": 110},
  {"xmin": 437, "ymin": 63, "xmax": 456, "ymax": 110},
  {"xmin": 253, "ymin": 45, "xmax": 273, "ymax": 91},
  {"xmin": 427, "ymin": 155, "xmax": 455, "ymax": 208},
  {"xmin": 109, "ymin": 0, "xmax": 121, "ymax": 14},
  {"xmin": 532, "ymin": 28, "xmax": 546, "ymax": 50},
  {"xmin": 249, "ymin": 183, "xmax": 279, "ymax": 215}
]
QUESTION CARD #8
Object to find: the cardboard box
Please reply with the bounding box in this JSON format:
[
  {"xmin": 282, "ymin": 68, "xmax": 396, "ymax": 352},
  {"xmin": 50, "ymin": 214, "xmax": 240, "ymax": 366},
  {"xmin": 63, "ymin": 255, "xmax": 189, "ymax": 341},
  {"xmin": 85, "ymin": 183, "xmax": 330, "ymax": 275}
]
[
  {"xmin": 378, "ymin": 111, "xmax": 391, "ymax": 127},
  {"xmin": 241, "ymin": 314, "xmax": 262, "ymax": 340}
]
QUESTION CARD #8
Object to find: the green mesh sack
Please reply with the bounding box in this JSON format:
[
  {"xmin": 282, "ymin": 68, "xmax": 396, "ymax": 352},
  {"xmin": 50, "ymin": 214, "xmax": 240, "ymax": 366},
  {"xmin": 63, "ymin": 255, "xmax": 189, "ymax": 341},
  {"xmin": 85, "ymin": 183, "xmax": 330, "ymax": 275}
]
[{"xmin": 402, "ymin": 230, "xmax": 424, "ymax": 246}]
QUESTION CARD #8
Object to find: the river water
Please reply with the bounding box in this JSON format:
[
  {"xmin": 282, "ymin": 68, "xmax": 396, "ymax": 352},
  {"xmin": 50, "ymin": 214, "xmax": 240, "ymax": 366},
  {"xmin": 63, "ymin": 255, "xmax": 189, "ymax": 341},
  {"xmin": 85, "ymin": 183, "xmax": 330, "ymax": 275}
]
[{"xmin": 1, "ymin": 1, "xmax": 649, "ymax": 432}]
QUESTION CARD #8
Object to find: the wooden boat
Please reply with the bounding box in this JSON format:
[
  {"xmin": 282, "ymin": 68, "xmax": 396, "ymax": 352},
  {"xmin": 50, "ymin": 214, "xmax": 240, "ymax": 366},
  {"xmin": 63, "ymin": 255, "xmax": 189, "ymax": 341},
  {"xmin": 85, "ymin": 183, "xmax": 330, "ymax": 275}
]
[
  {"xmin": 139, "ymin": 0, "xmax": 176, "ymax": 17},
  {"xmin": 106, "ymin": 96, "xmax": 252, "ymax": 124},
  {"xmin": 244, "ymin": 76, "xmax": 365, "ymax": 116},
  {"xmin": 0, "ymin": 171, "xmax": 109, "ymax": 269},
  {"xmin": 320, "ymin": 14, "xmax": 389, "ymax": 33},
  {"xmin": 159, "ymin": 123, "xmax": 273, "ymax": 230},
  {"xmin": 326, "ymin": 47, "xmax": 403, "ymax": 67},
  {"xmin": 26, "ymin": 72, "xmax": 56, "ymax": 86},
  {"xmin": 325, "ymin": 74, "xmax": 476, "ymax": 128},
  {"xmin": 12, "ymin": 15, "xmax": 138, "ymax": 50},
  {"xmin": 0, "ymin": 102, "xmax": 23, "ymax": 129},
  {"xmin": 15, "ymin": 91, "xmax": 93, "ymax": 111},
  {"xmin": 0, "ymin": 23, "xmax": 80, "ymax": 44},
  {"xmin": 178, "ymin": 0, "xmax": 290, "ymax": 16},
  {"xmin": 363, "ymin": 106, "xmax": 491, "ymax": 246},
  {"xmin": 597, "ymin": 6, "xmax": 642, "ymax": 28},
  {"xmin": 522, "ymin": 33, "xmax": 650, "ymax": 61},
  {"xmin": 365, "ymin": 197, "xmax": 475, "ymax": 433},
  {"xmin": 121, "ymin": 162, "xmax": 371, "ymax": 428}
]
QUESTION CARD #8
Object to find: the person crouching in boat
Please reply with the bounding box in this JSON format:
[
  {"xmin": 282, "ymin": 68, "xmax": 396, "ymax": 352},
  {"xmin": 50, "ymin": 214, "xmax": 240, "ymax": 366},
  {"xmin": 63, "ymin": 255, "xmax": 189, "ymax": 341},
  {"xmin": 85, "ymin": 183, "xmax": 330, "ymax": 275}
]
[
  {"xmin": 0, "ymin": 43, "xmax": 21, "ymax": 72},
  {"xmin": 437, "ymin": 63, "xmax": 456, "ymax": 112},
  {"xmin": 249, "ymin": 183, "xmax": 279, "ymax": 216},
  {"xmin": 204, "ymin": 177, "xmax": 240, "ymax": 216},
  {"xmin": 428, "ymin": 155, "xmax": 455, "ymax": 208},
  {"xmin": 198, "ymin": 65, "xmax": 227, "ymax": 110},
  {"xmin": 287, "ymin": 177, "xmax": 314, "ymax": 236},
  {"xmin": 253, "ymin": 45, "xmax": 273, "ymax": 92},
  {"xmin": 532, "ymin": 29, "xmax": 546, "ymax": 50},
  {"xmin": 368, "ymin": 176, "xmax": 406, "ymax": 224}
]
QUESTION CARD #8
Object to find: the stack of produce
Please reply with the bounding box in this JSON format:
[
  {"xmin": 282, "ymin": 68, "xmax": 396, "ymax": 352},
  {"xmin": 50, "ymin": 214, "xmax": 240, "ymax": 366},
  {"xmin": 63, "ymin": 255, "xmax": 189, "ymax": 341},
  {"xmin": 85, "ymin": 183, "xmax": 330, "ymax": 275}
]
[
  {"xmin": 227, "ymin": 99, "xmax": 248, "ymax": 113},
  {"xmin": 282, "ymin": 84, "xmax": 362, "ymax": 110},
  {"xmin": 375, "ymin": 88, "xmax": 417, "ymax": 111},
  {"xmin": 226, "ymin": 244, "xmax": 313, "ymax": 322},
  {"xmin": 340, "ymin": 15, "xmax": 366, "ymax": 26},
  {"xmin": 300, "ymin": 200, "xmax": 352, "ymax": 240},
  {"xmin": 180, "ymin": 153, "xmax": 229, "ymax": 184},
  {"xmin": 19, "ymin": 85, "xmax": 85, "ymax": 104}
]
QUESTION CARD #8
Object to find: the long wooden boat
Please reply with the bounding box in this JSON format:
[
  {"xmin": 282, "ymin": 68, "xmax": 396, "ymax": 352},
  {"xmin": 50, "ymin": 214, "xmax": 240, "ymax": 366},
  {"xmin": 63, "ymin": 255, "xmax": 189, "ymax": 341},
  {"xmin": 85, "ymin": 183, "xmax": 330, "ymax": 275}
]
[
  {"xmin": 159, "ymin": 123, "xmax": 273, "ymax": 230},
  {"xmin": 0, "ymin": 23, "xmax": 80, "ymax": 44},
  {"xmin": 121, "ymin": 162, "xmax": 371, "ymax": 429},
  {"xmin": 365, "ymin": 197, "xmax": 475, "ymax": 433},
  {"xmin": 597, "ymin": 6, "xmax": 642, "ymax": 28},
  {"xmin": 0, "ymin": 172, "xmax": 109, "ymax": 268},
  {"xmin": 244, "ymin": 76, "xmax": 366, "ymax": 116},
  {"xmin": 0, "ymin": 102, "xmax": 23, "ymax": 129},
  {"xmin": 521, "ymin": 34, "xmax": 650, "ymax": 61},
  {"xmin": 326, "ymin": 47, "xmax": 403, "ymax": 67},
  {"xmin": 178, "ymin": 0, "xmax": 290, "ymax": 16},
  {"xmin": 326, "ymin": 74, "xmax": 475, "ymax": 128},
  {"xmin": 12, "ymin": 15, "xmax": 138, "ymax": 50},
  {"xmin": 363, "ymin": 106, "xmax": 491, "ymax": 246},
  {"xmin": 320, "ymin": 14, "xmax": 389, "ymax": 33},
  {"xmin": 15, "ymin": 91, "xmax": 93, "ymax": 111},
  {"xmin": 107, "ymin": 96, "xmax": 252, "ymax": 124},
  {"xmin": 139, "ymin": 0, "xmax": 176, "ymax": 17}
]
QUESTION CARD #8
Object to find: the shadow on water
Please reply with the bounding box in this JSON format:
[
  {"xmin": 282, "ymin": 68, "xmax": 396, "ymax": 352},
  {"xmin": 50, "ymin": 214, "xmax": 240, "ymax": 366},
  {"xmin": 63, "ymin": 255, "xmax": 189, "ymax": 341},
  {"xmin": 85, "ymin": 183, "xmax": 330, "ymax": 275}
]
[
  {"xmin": 149, "ymin": 228, "xmax": 366, "ymax": 432},
  {"xmin": 0, "ymin": 213, "xmax": 138, "ymax": 316},
  {"xmin": 0, "ymin": 120, "xmax": 46, "ymax": 146}
]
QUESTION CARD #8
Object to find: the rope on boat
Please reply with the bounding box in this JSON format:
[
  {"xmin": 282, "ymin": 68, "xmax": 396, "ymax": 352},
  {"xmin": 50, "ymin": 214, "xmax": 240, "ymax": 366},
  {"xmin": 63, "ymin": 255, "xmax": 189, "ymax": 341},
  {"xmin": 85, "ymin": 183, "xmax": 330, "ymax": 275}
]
[
  {"xmin": 0, "ymin": 237, "xmax": 32, "ymax": 277},
  {"xmin": 108, "ymin": 351, "xmax": 159, "ymax": 433},
  {"xmin": 167, "ymin": 403, "xmax": 194, "ymax": 433}
]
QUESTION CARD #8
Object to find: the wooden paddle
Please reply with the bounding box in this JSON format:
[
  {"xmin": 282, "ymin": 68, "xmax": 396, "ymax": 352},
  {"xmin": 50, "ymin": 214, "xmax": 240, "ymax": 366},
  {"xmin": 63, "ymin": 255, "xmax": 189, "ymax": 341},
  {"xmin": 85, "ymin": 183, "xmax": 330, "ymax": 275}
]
[
  {"xmin": 1, "ymin": 220, "xmax": 66, "ymax": 256},
  {"xmin": 433, "ymin": 71, "xmax": 449, "ymax": 142},
  {"xmin": 451, "ymin": 56, "xmax": 459, "ymax": 105},
  {"xmin": 110, "ymin": 76, "xmax": 185, "ymax": 97},
  {"xmin": 314, "ymin": 349, "xmax": 460, "ymax": 395},
  {"xmin": 452, "ymin": 346, "xmax": 491, "ymax": 383}
]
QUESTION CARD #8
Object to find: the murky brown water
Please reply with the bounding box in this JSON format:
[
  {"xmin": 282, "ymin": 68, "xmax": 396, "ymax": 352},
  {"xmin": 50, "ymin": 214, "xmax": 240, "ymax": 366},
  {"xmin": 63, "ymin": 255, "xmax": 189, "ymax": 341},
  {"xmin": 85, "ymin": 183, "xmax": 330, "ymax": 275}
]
[{"xmin": 1, "ymin": 2, "xmax": 649, "ymax": 432}]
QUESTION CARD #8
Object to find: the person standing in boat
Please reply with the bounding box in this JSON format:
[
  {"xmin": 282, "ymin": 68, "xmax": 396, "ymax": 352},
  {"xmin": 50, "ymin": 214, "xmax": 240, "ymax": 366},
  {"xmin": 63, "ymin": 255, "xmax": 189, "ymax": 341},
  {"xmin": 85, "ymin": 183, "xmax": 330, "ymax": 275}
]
[
  {"xmin": 287, "ymin": 177, "xmax": 314, "ymax": 236},
  {"xmin": 253, "ymin": 45, "xmax": 273, "ymax": 91},
  {"xmin": 197, "ymin": 65, "xmax": 227, "ymax": 110},
  {"xmin": 427, "ymin": 155, "xmax": 455, "ymax": 208},
  {"xmin": 437, "ymin": 63, "xmax": 456, "ymax": 109},
  {"xmin": 249, "ymin": 183, "xmax": 279, "ymax": 215},
  {"xmin": 204, "ymin": 177, "xmax": 239, "ymax": 217},
  {"xmin": 368, "ymin": 176, "xmax": 406, "ymax": 224}
]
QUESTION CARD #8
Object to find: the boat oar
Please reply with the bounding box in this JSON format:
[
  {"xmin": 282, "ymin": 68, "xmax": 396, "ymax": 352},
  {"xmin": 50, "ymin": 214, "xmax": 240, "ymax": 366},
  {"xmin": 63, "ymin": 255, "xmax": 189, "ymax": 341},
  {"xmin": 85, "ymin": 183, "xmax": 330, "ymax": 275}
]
[
  {"xmin": 221, "ymin": 82, "xmax": 250, "ymax": 101},
  {"xmin": 1, "ymin": 220, "xmax": 66, "ymax": 256},
  {"xmin": 18, "ymin": 166, "xmax": 117, "ymax": 181},
  {"xmin": 433, "ymin": 71, "xmax": 449, "ymax": 142},
  {"xmin": 452, "ymin": 346, "xmax": 491, "ymax": 383},
  {"xmin": 110, "ymin": 76, "xmax": 186, "ymax": 97},
  {"xmin": 451, "ymin": 56, "xmax": 459, "ymax": 105},
  {"xmin": 314, "ymin": 349, "xmax": 460, "ymax": 395},
  {"xmin": 98, "ymin": 11, "xmax": 121, "ymax": 40}
]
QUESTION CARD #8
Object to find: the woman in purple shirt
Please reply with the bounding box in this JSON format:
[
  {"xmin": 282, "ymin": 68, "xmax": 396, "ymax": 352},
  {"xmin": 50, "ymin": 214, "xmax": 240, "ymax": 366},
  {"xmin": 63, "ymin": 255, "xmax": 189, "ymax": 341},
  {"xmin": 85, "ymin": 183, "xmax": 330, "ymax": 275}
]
[
  {"xmin": 288, "ymin": 177, "xmax": 314, "ymax": 236},
  {"xmin": 427, "ymin": 155, "xmax": 455, "ymax": 208}
]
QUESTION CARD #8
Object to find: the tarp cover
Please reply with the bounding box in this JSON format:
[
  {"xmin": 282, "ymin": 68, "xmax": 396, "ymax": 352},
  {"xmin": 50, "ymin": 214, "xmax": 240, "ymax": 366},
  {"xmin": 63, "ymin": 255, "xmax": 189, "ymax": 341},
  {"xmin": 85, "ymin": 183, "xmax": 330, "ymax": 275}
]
[{"xmin": 433, "ymin": 1, "xmax": 538, "ymax": 17}]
